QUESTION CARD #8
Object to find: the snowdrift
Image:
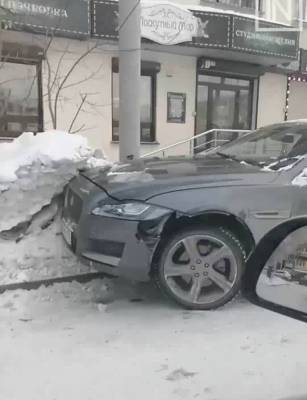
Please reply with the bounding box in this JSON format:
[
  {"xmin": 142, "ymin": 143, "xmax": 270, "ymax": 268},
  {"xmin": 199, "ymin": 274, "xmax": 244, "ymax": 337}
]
[{"xmin": 0, "ymin": 131, "xmax": 111, "ymax": 284}]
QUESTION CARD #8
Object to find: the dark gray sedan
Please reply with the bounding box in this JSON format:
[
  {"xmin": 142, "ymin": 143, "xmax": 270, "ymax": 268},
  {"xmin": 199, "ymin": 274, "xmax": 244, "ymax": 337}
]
[{"xmin": 62, "ymin": 121, "xmax": 307, "ymax": 310}]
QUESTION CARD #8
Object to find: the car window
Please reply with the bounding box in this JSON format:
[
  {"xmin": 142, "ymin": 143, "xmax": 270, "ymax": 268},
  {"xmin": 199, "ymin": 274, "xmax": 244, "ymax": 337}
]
[{"xmin": 215, "ymin": 124, "xmax": 307, "ymax": 166}]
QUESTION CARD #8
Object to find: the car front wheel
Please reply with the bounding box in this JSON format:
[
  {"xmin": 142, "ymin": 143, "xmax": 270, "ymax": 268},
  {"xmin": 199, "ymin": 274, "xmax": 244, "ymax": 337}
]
[{"xmin": 154, "ymin": 227, "xmax": 246, "ymax": 310}]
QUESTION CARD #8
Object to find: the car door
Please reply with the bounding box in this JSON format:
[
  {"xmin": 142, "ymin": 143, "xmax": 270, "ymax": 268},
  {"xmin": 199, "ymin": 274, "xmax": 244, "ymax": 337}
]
[{"xmin": 285, "ymin": 157, "xmax": 307, "ymax": 218}]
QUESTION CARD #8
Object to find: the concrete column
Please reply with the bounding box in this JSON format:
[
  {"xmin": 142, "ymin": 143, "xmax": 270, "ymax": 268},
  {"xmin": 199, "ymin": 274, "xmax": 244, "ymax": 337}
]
[{"xmin": 119, "ymin": 0, "xmax": 141, "ymax": 162}]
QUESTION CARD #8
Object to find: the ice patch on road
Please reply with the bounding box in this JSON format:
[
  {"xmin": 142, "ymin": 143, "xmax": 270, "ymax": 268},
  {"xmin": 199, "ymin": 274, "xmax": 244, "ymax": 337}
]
[{"xmin": 166, "ymin": 368, "xmax": 197, "ymax": 381}]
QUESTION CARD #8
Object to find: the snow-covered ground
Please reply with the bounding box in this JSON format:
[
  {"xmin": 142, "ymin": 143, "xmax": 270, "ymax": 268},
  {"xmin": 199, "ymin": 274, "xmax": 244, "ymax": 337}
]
[{"xmin": 0, "ymin": 279, "xmax": 307, "ymax": 400}]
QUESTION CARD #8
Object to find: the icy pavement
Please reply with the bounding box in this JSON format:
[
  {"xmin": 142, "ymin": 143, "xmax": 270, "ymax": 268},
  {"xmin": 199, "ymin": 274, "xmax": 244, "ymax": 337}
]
[{"xmin": 0, "ymin": 279, "xmax": 307, "ymax": 400}]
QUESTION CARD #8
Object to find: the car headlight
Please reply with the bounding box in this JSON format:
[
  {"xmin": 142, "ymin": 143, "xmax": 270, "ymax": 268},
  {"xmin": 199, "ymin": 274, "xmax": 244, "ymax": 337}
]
[
  {"xmin": 92, "ymin": 202, "xmax": 169, "ymax": 220},
  {"xmin": 92, "ymin": 202, "xmax": 150, "ymax": 218}
]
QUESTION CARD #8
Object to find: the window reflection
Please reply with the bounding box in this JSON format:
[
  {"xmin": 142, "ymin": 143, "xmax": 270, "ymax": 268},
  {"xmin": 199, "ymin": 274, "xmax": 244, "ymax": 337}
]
[
  {"xmin": 196, "ymin": 74, "xmax": 253, "ymax": 135},
  {"xmin": 0, "ymin": 62, "xmax": 40, "ymax": 138},
  {"xmin": 257, "ymin": 227, "xmax": 307, "ymax": 314},
  {"xmin": 221, "ymin": 125, "xmax": 306, "ymax": 164},
  {"xmin": 112, "ymin": 72, "xmax": 155, "ymax": 143},
  {"xmin": 201, "ymin": 0, "xmax": 258, "ymax": 10}
]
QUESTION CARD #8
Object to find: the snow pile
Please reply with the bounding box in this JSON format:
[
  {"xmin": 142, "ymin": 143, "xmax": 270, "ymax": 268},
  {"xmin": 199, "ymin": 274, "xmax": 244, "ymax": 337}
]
[
  {"xmin": 0, "ymin": 131, "xmax": 91, "ymax": 183},
  {"xmin": 0, "ymin": 131, "xmax": 111, "ymax": 284}
]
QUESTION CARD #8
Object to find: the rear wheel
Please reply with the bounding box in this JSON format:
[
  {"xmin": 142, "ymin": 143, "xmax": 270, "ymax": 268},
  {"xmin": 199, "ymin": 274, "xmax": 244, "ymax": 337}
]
[{"xmin": 154, "ymin": 227, "xmax": 246, "ymax": 310}]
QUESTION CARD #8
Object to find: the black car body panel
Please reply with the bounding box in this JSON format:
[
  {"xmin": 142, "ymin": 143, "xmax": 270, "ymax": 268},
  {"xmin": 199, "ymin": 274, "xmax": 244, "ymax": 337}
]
[
  {"xmin": 78, "ymin": 215, "xmax": 154, "ymax": 281},
  {"xmin": 62, "ymin": 122, "xmax": 307, "ymax": 282},
  {"xmin": 80, "ymin": 156, "xmax": 278, "ymax": 201}
]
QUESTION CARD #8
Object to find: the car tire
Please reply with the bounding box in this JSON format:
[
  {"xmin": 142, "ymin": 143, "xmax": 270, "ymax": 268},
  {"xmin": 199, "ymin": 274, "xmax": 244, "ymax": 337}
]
[{"xmin": 153, "ymin": 226, "xmax": 246, "ymax": 310}]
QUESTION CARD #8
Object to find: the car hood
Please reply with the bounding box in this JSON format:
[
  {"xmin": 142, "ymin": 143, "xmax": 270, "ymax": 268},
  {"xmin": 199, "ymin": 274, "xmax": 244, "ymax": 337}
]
[{"xmin": 80, "ymin": 156, "xmax": 278, "ymax": 201}]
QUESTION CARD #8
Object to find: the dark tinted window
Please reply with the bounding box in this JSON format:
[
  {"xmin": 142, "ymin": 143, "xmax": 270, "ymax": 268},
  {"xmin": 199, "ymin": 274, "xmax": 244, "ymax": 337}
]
[
  {"xmin": 0, "ymin": 62, "xmax": 41, "ymax": 138},
  {"xmin": 112, "ymin": 71, "xmax": 156, "ymax": 143}
]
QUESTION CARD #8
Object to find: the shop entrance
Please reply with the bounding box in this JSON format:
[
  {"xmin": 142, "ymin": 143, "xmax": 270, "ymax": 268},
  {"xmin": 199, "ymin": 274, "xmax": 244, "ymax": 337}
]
[{"xmin": 196, "ymin": 74, "xmax": 254, "ymax": 141}]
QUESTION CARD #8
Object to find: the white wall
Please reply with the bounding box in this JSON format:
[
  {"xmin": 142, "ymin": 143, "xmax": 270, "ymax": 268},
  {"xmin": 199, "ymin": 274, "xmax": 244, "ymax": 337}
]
[
  {"xmin": 111, "ymin": 51, "xmax": 197, "ymax": 159},
  {"xmin": 42, "ymin": 38, "xmax": 113, "ymax": 157},
  {"xmin": 257, "ymin": 73, "xmax": 287, "ymax": 127},
  {"xmin": 43, "ymin": 38, "xmax": 196, "ymax": 161},
  {"xmin": 288, "ymin": 81, "xmax": 307, "ymax": 120},
  {"xmin": 300, "ymin": 29, "xmax": 307, "ymax": 50},
  {"xmin": 138, "ymin": 51, "xmax": 196, "ymax": 158}
]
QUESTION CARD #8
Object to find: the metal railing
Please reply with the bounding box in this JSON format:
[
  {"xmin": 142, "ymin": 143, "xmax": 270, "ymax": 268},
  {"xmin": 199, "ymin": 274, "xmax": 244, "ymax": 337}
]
[{"xmin": 142, "ymin": 129, "xmax": 251, "ymax": 159}]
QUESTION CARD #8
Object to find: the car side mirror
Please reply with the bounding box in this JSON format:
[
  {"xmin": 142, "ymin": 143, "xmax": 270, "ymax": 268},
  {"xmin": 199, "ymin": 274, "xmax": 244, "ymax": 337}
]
[{"xmin": 242, "ymin": 223, "xmax": 307, "ymax": 322}]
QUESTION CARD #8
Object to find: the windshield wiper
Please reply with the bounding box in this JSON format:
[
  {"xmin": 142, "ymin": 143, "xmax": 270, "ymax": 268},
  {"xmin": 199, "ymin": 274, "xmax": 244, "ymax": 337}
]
[
  {"xmin": 241, "ymin": 159, "xmax": 263, "ymax": 167},
  {"xmin": 216, "ymin": 152, "xmax": 261, "ymax": 167},
  {"xmin": 216, "ymin": 152, "xmax": 241, "ymax": 163}
]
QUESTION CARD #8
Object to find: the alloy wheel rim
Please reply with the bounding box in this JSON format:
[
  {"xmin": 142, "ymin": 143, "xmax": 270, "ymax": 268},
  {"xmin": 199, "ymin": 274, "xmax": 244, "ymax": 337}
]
[{"xmin": 163, "ymin": 234, "xmax": 238, "ymax": 305}]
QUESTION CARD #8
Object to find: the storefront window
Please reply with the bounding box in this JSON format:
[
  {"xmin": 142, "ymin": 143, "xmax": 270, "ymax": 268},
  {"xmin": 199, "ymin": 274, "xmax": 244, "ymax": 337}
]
[
  {"xmin": 0, "ymin": 61, "xmax": 41, "ymax": 138},
  {"xmin": 201, "ymin": 0, "xmax": 261, "ymax": 10},
  {"xmin": 219, "ymin": 0, "xmax": 255, "ymax": 7},
  {"xmin": 112, "ymin": 70, "xmax": 156, "ymax": 143}
]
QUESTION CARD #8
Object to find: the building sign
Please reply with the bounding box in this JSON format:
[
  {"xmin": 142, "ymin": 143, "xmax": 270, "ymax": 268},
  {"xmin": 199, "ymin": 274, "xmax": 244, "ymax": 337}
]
[
  {"xmin": 141, "ymin": 4, "xmax": 200, "ymax": 45},
  {"xmin": 190, "ymin": 12, "xmax": 231, "ymax": 49},
  {"xmin": 93, "ymin": 1, "xmax": 231, "ymax": 49},
  {"xmin": 232, "ymin": 17, "xmax": 299, "ymax": 59},
  {"xmin": 0, "ymin": 0, "xmax": 90, "ymax": 38},
  {"xmin": 92, "ymin": 1, "xmax": 299, "ymax": 60},
  {"xmin": 92, "ymin": 0, "xmax": 118, "ymax": 39},
  {"xmin": 198, "ymin": 58, "xmax": 265, "ymax": 78}
]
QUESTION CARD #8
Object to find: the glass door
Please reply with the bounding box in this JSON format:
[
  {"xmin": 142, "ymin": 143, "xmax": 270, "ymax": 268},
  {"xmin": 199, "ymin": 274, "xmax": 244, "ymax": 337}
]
[
  {"xmin": 196, "ymin": 85, "xmax": 209, "ymax": 133},
  {"xmin": 196, "ymin": 74, "xmax": 254, "ymax": 143},
  {"xmin": 211, "ymin": 89, "xmax": 236, "ymax": 130}
]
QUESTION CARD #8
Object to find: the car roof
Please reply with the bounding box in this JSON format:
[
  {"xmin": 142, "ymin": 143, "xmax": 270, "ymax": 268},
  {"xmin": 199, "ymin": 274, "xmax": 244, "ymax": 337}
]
[
  {"xmin": 267, "ymin": 120, "xmax": 307, "ymax": 129},
  {"xmin": 284, "ymin": 119, "xmax": 307, "ymax": 124}
]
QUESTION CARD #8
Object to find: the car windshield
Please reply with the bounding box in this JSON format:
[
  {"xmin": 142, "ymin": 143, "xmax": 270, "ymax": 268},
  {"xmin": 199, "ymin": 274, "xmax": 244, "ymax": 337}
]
[{"xmin": 213, "ymin": 123, "xmax": 307, "ymax": 167}]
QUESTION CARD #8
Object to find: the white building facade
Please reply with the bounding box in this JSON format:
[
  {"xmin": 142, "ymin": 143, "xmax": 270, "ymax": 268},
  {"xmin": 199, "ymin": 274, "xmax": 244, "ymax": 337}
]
[{"xmin": 0, "ymin": 0, "xmax": 305, "ymax": 160}]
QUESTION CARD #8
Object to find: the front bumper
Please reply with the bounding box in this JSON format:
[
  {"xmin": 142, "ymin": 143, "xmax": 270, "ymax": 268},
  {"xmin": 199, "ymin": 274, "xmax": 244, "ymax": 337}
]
[
  {"xmin": 63, "ymin": 214, "xmax": 156, "ymax": 281},
  {"xmin": 62, "ymin": 182, "xmax": 171, "ymax": 282}
]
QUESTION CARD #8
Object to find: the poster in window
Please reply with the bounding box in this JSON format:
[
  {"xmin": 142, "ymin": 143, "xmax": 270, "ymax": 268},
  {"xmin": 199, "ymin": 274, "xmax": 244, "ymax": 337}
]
[{"xmin": 167, "ymin": 92, "xmax": 186, "ymax": 124}]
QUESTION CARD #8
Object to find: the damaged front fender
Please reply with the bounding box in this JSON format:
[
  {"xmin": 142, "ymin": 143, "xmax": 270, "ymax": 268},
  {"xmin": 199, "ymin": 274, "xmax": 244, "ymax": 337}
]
[{"xmin": 137, "ymin": 211, "xmax": 174, "ymax": 250}]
